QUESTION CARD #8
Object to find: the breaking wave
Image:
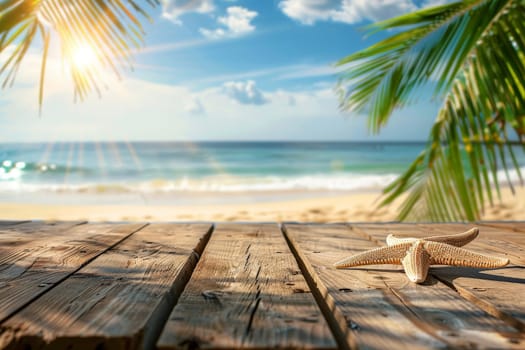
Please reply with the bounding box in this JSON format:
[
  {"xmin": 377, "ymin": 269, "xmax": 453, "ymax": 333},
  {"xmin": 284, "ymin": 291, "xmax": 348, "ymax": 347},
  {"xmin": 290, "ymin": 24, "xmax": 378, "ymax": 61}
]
[{"xmin": 0, "ymin": 173, "xmax": 400, "ymax": 194}]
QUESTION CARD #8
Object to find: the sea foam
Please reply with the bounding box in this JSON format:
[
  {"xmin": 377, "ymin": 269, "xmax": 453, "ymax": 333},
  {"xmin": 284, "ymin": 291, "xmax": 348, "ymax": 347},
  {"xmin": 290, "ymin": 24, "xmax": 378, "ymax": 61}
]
[{"xmin": 0, "ymin": 173, "xmax": 400, "ymax": 194}]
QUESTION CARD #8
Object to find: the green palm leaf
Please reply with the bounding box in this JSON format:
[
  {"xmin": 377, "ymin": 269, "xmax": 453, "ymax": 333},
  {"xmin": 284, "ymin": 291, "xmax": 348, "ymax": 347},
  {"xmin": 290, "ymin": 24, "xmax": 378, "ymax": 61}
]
[
  {"xmin": 337, "ymin": 0, "xmax": 525, "ymax": 221},
  {"xmin": 0, "ymin": 0, "xmax": 158, "ymax": 112}
]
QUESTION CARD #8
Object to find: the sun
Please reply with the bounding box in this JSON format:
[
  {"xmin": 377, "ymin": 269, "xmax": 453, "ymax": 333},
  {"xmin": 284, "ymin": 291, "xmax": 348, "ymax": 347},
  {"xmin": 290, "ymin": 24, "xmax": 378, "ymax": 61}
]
[{"xmin": 71, "ymin": 45, "xmax": 97, "ymax": 70}]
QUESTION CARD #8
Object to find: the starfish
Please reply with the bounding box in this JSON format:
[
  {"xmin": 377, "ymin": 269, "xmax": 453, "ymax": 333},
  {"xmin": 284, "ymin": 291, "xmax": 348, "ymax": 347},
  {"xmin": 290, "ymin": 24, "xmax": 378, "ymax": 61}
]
[{"xmin": 334, "ymin": 228, "xmax": 509, "ymax": 283}]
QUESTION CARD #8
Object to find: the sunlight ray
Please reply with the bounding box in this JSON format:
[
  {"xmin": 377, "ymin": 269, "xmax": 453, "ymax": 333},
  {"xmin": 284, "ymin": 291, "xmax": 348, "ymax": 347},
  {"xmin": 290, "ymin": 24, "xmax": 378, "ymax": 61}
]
[
  {"xmin": 94, "ymin": 142, "xmax": 107, "ymax": 178},
  {"xmin": 63, "ymin": 142, "xmax": 75, "ymax": 184},
  {"xmin": 125, "ymin": 141, "xmax": 143, "ymax": 171},
  {"xmin": 183, "ymin": 142, "xmax": 236, "ymax": 190},
  {"xmin": 38, "ymin": 142, "xmax": 55, "ymax": 173},
  {"xmin": 77, "ymin": 142, "xmax": 84, "ymax": 177},
  {"xmin": 109, "ymin": 142, "xmax": 123, "ymax": 168}
]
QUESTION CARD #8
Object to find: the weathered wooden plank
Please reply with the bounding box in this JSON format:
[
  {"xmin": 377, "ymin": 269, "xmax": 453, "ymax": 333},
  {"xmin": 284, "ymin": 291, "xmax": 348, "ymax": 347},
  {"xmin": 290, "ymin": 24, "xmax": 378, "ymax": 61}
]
[
  {"xmin": 0, "ymin": 221, "xmax": 88, "ymax": 269},
  {"xmin": 0, "ymin": 221, "xmax": 84, "ymax": 240},
  {"xmin": 426, "ymin": 263, "xmax": 525, "ymax": 331},
  {"xmin": 158, "ymin": 223, "xmax": 336, "ymax": 350},
  {"xmin": 479, "ymin": 221, "xmax": 525, "ymax": 234},
  {"xmin": 0, "ymin": 222, "xmax": 88, "ymax": 275},
  {"xmin": 0, "ymin": 222, "xmax": 145, "ymax": 324},
  {"xmin": 285, "ymin": 223, "xmax": 524, "ymax": 349},
  {"xmin": 284, "ymin": 224, "xmax": 442, "ymax": 350},
  {"xmin": 0, "ymin": 223, "xmax": 212, "ymax": 350},
  {"xmin": 418, "ymin": 223, "xmax": 525, "ymax": 331},
  {"xmin": 356, "ymin": 223, "xmax": 525, "ymax": 332},
  {"xmin": 422, "ymin": 222, "xmax": 525, "ymax": 243},
  {"xmin": 415, "ymin": 222, "xmax": 525, "ymax": 241},
  {"xmin": 0, "ymin": 221, "xmax": 90, "ymax": 295},
  {"xmin": 476, "ymin": 222, "xmax": 525, "ymax": 250}
]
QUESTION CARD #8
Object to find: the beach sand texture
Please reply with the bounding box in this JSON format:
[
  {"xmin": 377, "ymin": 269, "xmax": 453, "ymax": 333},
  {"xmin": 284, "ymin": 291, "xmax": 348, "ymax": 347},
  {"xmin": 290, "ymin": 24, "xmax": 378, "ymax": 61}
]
[{"xmin": 1, "ymin": 186, "xmax": 523, "ymax": 222}]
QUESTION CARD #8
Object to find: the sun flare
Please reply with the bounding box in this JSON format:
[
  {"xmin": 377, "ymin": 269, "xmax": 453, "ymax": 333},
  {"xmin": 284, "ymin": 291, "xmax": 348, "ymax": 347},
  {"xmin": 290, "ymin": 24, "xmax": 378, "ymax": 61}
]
[{"xmin": 72, "ymin": 45, "xmax": 97, "ymax": 70}]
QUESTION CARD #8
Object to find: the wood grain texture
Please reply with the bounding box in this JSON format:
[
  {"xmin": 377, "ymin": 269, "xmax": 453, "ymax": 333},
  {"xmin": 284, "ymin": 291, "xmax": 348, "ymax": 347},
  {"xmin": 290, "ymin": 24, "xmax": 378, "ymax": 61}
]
[
  {"xmin": 0, "ymin": 223, "xmax": 212, "ymax": 350},
  {"xmin": 283, "ymin": 224, "xmax": 443, "ymax": 350},
  {"xmin": 355, "ymin": 223, "xmax": 525, "ymax": 332},
  {"xmin": 479, "ymin": 221, "xmax": 525, "ymax": 234},
  {"xmin": 420, "ymin": 223, "xmax": 525, "ymax": 332},
  {"xmin": 0, "ymin": 221, "xmax": 85, "ymax": 241},
  {"xmin": 0, "ymin": 222, "xmax": 144, "ymax": 324},
  {"xmin": 1, "ymin": 221, "xmax": 524, "ymax": 350},
  {"xmin": 158, "ymin": 223, "xmax": 336, "ymax": 350},
  {"xmin": 286, "ymin": 223, "xmax": 524, "ymax": 349}
]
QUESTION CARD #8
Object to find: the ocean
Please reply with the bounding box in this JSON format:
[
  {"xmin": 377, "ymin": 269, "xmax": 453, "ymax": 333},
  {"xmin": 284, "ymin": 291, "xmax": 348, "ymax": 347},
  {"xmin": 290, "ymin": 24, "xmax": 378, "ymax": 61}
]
[{"xmin": 0, "ymin": 142, "xmax": 523, "ymax": 205}]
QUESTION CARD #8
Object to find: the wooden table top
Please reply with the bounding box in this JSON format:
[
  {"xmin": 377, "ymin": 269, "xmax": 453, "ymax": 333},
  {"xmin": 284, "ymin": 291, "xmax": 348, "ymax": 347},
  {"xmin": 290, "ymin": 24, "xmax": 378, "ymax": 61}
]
[{"xmin": 0, "ymin": 220, "xmax": 523, "ymax": 349}]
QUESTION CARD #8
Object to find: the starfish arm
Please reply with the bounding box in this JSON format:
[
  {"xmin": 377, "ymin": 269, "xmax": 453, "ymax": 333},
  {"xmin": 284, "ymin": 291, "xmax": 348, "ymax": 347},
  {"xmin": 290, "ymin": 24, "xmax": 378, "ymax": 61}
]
[
  {"xmin": 386, "ymin": 234, "xmax": 417, "ymax": 246},
  {"xmin": 422, "ymin": 227, "xmax": 479, "ymax": 247},
  {"xmin": 402, "ymin": 241, "xmax": 431, "ymax": 283},
  {"xmin": 425, "ymin": 241, "xmax": 509, "ymax": 268},
  {"xmin": 334, "ymin": 243, "xmax": 412, "ymax": 268}
]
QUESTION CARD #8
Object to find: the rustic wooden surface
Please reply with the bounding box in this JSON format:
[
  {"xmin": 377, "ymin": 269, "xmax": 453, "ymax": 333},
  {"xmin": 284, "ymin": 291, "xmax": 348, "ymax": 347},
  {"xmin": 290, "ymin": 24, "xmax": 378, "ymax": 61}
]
[
  {"xmin": 0, "ymin": 222, "xmax": 142, "ymax": 323},
  {"xmin": 356, "ymin": 223, "xmax": 525, "ymax": 331},
  {"xmin": 1, "ymin": 223, "xmax": 212, "ymax": 350},
  {"xmin": 284, "ymin": 223, "xmax": 524, "ymax": 349},
  {"xmin": 158, "ymin": 223, "xmax": 336, "ymax": 349},
  {"xmin": 0, "ymin": 221, "xmax": 523, "ymax": 350}
]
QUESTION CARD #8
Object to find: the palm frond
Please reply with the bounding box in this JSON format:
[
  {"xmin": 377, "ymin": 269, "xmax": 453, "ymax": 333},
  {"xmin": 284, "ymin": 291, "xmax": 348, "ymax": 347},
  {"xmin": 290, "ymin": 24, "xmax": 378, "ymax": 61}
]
[
  {"xmin": 337, "ymin": 0, "xmax": 525, "ymax": 221},
  {"xmin": 0, "ymin": 0, "xmax": 158, "ymax": 111}
]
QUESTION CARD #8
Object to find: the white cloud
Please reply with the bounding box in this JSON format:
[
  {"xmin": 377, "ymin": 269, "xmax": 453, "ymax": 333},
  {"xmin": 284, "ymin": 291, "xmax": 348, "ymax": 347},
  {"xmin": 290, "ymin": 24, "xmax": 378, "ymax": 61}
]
[
  {"xmin": 222, "ymin": 80, "xmax": 268, "ymax": 105},
  {"xmin": 0, "ymin": 50, "xmax": 436, "ymax": 142},
  {"xmin": 161, "ymin": 0, "xmax": 215, "ymax": 24},
  {"xmin": 275, "ymin": 90, "xmax": 297, "ymax": 106},
  {"xmin": 185, "ymin": 97, "xmax": 206, "ymax": 115},
  {"xmin": 279, "ymin": 0, "xmax": 417, "ymax": 25},
  {"xmin": 0, "ymin": 76, "xmax": 350, "ymax": 142},
  {"xmin": 200, "ymin": 6, "xmax": 257, "ymax": 39}
]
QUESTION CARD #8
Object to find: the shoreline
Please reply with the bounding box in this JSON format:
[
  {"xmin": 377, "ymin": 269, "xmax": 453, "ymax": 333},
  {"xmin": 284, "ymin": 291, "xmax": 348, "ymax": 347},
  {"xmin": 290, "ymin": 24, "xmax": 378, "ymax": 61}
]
[
  {"xmin": 0, "ymin": 191, "xmax": 387, "ymax": 222},
  {"xmin": 0, "ymin": 188, "xmax": 381, "ymax": 206},
  {"xmin": 1, "ymin": 186, "xmax": 523, "ymax": 222}
]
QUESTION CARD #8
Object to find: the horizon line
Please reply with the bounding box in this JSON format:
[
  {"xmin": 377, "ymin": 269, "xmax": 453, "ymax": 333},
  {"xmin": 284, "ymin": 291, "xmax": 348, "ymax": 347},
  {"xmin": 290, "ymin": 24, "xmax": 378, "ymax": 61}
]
[{"xmin": 0, "ymin": 140, "xmax": 429, "ymax": 144}]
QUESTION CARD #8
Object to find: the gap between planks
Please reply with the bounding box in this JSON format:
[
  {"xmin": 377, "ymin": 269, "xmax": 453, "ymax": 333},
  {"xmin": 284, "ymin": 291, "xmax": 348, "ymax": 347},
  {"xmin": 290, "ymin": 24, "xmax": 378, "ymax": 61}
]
[
  {"xmin": 142, "ymin": 223, "xmax": 215, "ymax": 350},
  {"xmin": 280, "ymin": 224, "xmax": 356, "ymax": 350},
  {"xmin": 3, "ymin": 221, "xmax": 523, "ymax": 349},
  {"xmin": 157, "ymin": 223, "xmax": 337, "ymax": 349},
  {"xmin": 0, "ymin": 223, "xmax": 215, "ymax": 350},
  {"xmin": 0, "ymin": 222, "xmax": 148, "ymax": 345},
  {"xmin": 281, "ymin": 224, "xmax": 445, "ymax": 349},
  {"xmin": 0, "ymin": 221, "xmax": 96, "ymax": 323},
  {"xmin": 283, "ymin": 223, "xmax": 524, "ymax": 349}
]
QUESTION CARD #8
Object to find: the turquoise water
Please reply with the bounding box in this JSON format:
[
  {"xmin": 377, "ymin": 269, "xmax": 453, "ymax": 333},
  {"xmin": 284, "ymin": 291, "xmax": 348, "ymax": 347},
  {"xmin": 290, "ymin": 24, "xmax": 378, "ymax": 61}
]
[{"xmin": 0, "ymin": 142, "xmax": 523, "ymax": 200}]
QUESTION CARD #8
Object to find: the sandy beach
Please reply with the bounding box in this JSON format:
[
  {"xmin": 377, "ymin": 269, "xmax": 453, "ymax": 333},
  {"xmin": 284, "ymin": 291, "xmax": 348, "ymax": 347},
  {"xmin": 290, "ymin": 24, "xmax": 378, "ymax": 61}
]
[
  {"xmin": 1, "ymin": 186, "xmax": 523, "ymax": 222},
  {"xmin": 2, "ymin": 141, "xmax": 523, "ymax": 223}
]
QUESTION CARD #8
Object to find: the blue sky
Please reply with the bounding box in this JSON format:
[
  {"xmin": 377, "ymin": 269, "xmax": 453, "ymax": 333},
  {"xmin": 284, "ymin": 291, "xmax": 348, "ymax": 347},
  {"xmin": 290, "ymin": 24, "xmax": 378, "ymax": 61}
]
[{"xmin": 0, "ymin": 0, "xmax": 445, "ymax": 142}]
